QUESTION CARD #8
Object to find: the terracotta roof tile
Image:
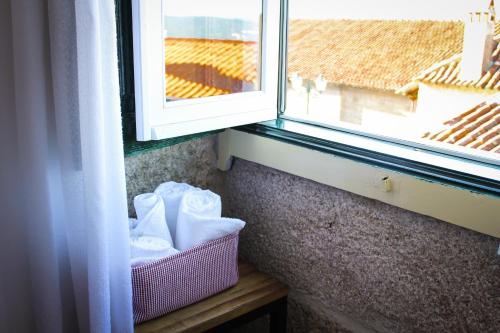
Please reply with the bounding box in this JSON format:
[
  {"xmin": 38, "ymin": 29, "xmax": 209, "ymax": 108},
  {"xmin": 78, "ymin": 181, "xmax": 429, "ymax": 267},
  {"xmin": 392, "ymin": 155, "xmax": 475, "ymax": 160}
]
[
  {"xmin": 164, "ymin": 20, "xmax": 465, "ymax": 98},
  {"xmin": 398, "ymin": 24, "xmax": 500, "ymax": 95},
  {"xmin": 288, "ymin": 20, "xmax": 464, "ymax": 91},
  {"xmin": 423, "ymin": 101, "xmax": 500, "ymax": 153},
  {"xmin": 165, "ymin": 73, "xmax": 229, "ymax": 99},
  {"xmin": 164, "ymin": 38, "xmax": 258, "ymax": 99}
]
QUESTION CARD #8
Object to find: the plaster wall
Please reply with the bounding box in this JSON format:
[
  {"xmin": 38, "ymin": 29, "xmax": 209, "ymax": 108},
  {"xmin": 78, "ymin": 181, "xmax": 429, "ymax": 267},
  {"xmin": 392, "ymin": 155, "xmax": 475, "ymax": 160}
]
[
  {"xmin": 285, "ymin": 85, "xmax": 414, "ymax": 130},
  {"xmin": 339, "ymin": 86, "xmax": 415, "ymax": 125},
  {"xmin": 415, "ymin": 83, "xmax": 496, "ymax": 126}
]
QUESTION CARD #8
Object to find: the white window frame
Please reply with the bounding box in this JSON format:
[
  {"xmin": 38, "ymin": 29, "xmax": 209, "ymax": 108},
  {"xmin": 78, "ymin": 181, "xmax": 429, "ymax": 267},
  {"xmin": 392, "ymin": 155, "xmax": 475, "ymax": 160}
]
[{"xmin": 131, "ymin": 0, "xmax": 280, "ymax": 141}]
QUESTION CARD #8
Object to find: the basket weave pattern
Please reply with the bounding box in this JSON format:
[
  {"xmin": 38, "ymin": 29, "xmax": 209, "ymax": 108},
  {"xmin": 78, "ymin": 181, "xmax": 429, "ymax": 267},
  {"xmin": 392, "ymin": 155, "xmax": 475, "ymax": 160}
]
[{"xmin": 132, "ymin": 233, "xmax": 239, "ymax": 323}]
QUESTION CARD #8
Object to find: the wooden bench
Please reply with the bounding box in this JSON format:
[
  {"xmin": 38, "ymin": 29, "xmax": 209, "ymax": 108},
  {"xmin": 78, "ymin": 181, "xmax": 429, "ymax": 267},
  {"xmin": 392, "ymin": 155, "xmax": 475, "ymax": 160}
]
[{"xmin": 134, "ymin": 261, "xmax": 289, "ymax": 333}]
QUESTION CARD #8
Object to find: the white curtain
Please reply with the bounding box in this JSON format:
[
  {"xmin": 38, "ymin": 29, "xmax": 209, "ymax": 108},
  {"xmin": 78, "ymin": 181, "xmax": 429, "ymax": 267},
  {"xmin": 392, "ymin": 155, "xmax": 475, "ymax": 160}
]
[{"xmin": 0, "ymin": 1, "xmax": 133, "ymax": 332}]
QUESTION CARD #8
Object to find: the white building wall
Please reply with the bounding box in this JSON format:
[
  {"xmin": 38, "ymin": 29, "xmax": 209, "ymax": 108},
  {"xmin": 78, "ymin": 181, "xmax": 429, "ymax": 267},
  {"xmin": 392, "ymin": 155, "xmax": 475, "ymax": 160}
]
[
  {"xmin": 286, "ymin": 84, "xmax": 342, "ymax": 123},
  {"xmin": 415, "ymin": 83, "xmax": 496, "ymax": 134},
  {"xmin": 286, "ymin": 84, "xmax": 414, "ymax": 129},
  {"xmin": 339, "ymin": 85, "xmax": 415, "ymax": 125}
]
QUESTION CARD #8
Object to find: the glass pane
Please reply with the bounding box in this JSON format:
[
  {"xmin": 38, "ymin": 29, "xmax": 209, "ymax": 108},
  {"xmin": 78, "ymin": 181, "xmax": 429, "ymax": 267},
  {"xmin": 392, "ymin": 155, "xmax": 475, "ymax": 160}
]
[
  {"xmin": 162, "ymin": 0, "xmax": 261, "ymax": 101},
  {"xmin": 285, "ymin": 0, "xmax": 499, "ymax": 162}
]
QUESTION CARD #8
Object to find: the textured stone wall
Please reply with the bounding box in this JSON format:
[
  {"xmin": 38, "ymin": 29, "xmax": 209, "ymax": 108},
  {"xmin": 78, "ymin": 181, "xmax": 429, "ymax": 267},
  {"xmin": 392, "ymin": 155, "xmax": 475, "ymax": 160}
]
[
  {"xmin": 223, "ymin": 158, "xmax": 500, "ymax": 333},
  {"xmin": 124, "ymin": 135, "xmax": 222, "ymax": 216},
  {"xmin": 124, "ymin": 137, "xmax": 499, "ymax": 332}
]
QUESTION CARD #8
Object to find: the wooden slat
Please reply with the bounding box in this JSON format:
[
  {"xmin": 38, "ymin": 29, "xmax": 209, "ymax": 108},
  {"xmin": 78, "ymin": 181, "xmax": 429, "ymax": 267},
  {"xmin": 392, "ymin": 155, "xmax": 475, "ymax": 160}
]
[{"xmin": 135, "ymin": 261, "xmax": 288, "ymax": 333}]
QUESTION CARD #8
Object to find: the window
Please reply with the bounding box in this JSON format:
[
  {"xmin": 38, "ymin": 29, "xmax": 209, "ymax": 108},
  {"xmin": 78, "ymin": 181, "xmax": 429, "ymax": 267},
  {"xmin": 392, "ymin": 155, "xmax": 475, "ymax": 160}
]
[
  {"xmin": 282, "ymin": 0, "xmax": 500, "ymax": 165},
  {"xmin": 120, "ymin": 0, "xmax": 499, "ymax": 186},
  {"xmin": 131, "ymin": 0, "xmax": 280, "ymax": 140}
]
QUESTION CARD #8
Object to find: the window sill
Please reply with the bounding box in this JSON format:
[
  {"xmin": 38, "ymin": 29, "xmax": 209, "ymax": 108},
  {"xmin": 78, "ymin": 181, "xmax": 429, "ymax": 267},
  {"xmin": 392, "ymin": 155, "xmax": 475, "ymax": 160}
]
[
  {"xmin": 217, "ymin": 119, "xmax": 500, "ymax": 238},
  {"xmin": 123, "ymin": 129, "xmax": 222, "ymax": 157}
]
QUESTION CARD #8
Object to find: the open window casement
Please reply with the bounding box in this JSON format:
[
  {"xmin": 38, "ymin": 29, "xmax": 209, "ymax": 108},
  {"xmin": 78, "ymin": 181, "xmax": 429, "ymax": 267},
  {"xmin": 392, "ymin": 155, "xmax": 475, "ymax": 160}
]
[{"xmin": 132, "ymin": 0, "xmax": 280, "ymax": 141}]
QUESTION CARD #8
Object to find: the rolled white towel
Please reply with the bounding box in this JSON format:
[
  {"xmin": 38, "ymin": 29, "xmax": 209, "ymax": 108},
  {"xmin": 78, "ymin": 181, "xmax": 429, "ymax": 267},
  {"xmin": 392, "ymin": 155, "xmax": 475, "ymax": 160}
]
[
  {"xmin": 154, "ymin": 182, "xmax": 200, "ymax": 245},
  {"xmin": 133, "ymin": 193, "xmax": 173, "ymax": 246},
  {"xmin": 176, "ymin": 190, "xmax": 244, "ymax": 250},
  {"xmin": 178, "ymin": 189, "xmax": 222, "ymax": 219},
  {"xmin": 130, "ymin": 236, "xmax": 179, "ymax": 267}
]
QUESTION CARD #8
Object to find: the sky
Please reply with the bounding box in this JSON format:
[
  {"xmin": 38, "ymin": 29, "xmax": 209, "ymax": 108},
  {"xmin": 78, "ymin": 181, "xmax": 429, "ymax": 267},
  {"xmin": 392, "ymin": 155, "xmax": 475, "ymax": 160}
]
[
  {"xmin": 289, "ymin": 0, "xmax": 489, "ymax": 20},
  {"xmin": 163, "ymin": 0, "xmax": 261, "ymax": 20},
  {"xmin": 163, "ymin": 0, "xmax": 491, "ymax": 21}
]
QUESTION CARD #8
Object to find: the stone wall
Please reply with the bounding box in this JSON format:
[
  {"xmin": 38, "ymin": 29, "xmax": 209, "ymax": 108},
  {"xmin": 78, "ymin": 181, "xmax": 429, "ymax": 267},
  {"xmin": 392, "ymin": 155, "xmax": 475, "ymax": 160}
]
[
  {"xmin": 339, "ymin": 86, "xmax": 415, "ymax": 125},
  {"xmin": 124, "ymin": 138, "xmax": 500, "ymax": 332},
  {"xmin": 223, "ymin": 158, "xmax": 500, "ymax": 333},
  {"xmin": 124, "ymin": 135, "xmax": 222, "ymax": 216}
]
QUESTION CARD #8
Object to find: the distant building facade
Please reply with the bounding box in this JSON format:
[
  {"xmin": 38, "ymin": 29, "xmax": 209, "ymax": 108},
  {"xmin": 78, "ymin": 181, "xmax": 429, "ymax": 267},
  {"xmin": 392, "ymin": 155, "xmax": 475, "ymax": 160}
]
[
  {"xmin": 286, "ymin": 19, "xmax": 464, "ymax": 127},
  {"xmin": 397, "ymin": 2, "xmax": 499, "ymax": 153},
  {"xmin": 163, "ymin": 20, "xmax": 465, "ymax": 123}
]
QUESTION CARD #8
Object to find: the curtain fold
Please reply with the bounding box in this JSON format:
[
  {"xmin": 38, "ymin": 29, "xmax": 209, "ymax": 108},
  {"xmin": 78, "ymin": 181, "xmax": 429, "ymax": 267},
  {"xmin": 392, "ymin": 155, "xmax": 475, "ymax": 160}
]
[{"xmin": 0, "ymin": 1, "xmax": 133, "ymax": 332}]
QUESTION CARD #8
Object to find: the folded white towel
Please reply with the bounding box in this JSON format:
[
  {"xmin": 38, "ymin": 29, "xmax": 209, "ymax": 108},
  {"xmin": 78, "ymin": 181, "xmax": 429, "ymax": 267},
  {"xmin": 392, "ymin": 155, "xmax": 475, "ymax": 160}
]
[
  {"xmin": 154, "ymin": 182, "xmax": 200, "ymax": 245},
  {"xmin": 133, "ymin": 193, "xmax": 173, "ymax": 246},
  {"xmin": 130, "ymin": 236, "xmax": 179, "ymax": 267},
  {"xmin": 176, "ymin": 190, "xmax": 244, "ymax": 250}
]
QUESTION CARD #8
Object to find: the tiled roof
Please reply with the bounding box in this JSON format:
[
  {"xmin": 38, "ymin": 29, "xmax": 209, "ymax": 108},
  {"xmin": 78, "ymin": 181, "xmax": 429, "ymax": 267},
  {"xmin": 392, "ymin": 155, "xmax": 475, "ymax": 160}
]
[
  {"xmin": 422, "ymin": 101, "xmax": 500, "ymax": 153},
  {"xmin": 398, "ymin": 24, "xmax": 500, "ymax": 96},
  {"xmin": 164, "ymin": 20, "xmax": 465, "ymax": 98},
  {"xmin": 164, "ymin": 38, "xmax": 258, "ymax": 99},
  {"xmin": 288, "ymin": 20, "xmax": 464, "ymax": 91},
  {"xmin": 165, "ymin": 73, "xmax": 228, "ymax": 99}
]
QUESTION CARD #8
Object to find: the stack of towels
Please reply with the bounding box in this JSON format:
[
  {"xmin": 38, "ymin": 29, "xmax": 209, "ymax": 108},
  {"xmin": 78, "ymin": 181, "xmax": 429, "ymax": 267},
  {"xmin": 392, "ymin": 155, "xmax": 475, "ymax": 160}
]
[{"xmin": 129, "ymin": 182, "xmax": 245, "ymax": 266}]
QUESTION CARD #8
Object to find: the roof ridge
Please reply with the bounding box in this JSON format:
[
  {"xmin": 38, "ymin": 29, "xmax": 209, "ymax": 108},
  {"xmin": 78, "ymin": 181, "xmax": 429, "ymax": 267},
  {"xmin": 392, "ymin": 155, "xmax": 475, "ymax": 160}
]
[
  {"xmin": 290, "ymin": 18, "xmax": 463, "ymax": 24},
  {"xmin": 414, "ymin": 54, "xmax": 462, "ymax": 81},
  {"xmin": 399, "ymin": 24, "xmax": 500, "ymax": 94},
  {"xmin": 423, "ymin": 100, "xmax": 500, "ymax": 153}
]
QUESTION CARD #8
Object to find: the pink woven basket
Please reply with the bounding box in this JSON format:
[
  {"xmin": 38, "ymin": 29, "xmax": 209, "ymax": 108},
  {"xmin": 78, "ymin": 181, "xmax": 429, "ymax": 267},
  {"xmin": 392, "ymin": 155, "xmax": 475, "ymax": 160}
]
[{"xmin": 131, "ymin": 233, "xmax": 240, "ymax": 324}]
